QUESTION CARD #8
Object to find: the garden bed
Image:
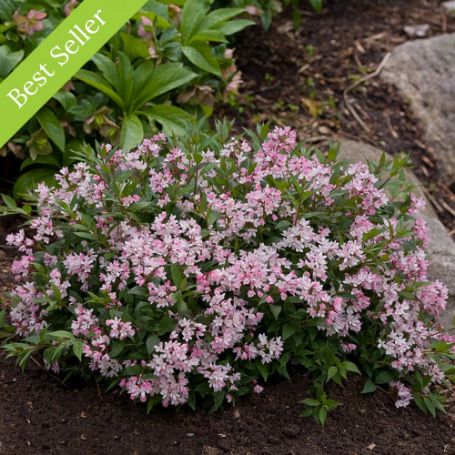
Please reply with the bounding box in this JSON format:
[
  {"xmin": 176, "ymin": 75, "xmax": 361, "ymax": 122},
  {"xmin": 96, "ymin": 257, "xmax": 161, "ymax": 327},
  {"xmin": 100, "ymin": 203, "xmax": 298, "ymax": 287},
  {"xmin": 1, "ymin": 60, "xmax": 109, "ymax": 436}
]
[{"xmin": 0, "ymin": 345, "xmax": 453, "ymax": 455}]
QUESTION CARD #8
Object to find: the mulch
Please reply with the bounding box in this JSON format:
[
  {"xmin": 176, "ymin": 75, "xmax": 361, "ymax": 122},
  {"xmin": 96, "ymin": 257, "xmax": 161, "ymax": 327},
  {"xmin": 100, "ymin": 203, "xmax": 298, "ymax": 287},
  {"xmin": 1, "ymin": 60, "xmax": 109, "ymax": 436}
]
[{"xmin": 1, "ymin": 1, "xmax": 455, "ymax": 454}]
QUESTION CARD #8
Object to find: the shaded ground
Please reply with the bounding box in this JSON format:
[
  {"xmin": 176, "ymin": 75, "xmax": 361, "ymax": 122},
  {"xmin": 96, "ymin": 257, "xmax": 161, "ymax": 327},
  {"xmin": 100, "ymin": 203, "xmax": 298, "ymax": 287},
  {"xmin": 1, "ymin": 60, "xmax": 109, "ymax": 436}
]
[
  {"xmin": 226, "ymin": 0, "xmax": 455, "ymax": 233},
  {"xmin": 0, "ymin": 351, "xmax": 454, "ymax": 455}
]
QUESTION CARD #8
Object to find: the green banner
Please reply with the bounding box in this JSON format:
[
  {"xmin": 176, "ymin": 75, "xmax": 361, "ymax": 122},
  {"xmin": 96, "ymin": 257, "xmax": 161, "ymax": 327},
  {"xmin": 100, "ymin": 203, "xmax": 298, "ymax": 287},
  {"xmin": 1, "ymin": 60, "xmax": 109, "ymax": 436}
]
[{"xmin": 0, "ymin": 0, "xmax": 147, "ymax": 148}]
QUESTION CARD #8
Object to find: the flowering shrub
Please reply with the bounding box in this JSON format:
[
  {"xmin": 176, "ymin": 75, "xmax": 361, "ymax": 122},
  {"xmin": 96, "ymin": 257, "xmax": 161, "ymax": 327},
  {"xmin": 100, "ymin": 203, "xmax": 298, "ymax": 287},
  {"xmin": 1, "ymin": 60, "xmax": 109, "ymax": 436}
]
[
  {"xmin": 2, "ymin": 124, "xmax": 454, "ymax": 420},
  {"xmin": 0, "ymin": 0, "xmax": 252, "ymax": 195}
]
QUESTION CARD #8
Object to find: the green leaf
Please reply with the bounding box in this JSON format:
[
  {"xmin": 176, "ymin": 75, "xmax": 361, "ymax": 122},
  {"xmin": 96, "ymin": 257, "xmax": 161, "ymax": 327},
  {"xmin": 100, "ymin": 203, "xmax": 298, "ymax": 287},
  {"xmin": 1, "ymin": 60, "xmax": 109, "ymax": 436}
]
[
  {"xmin": 302, "ymin": 398, "xmax": 320, "ymax": 407},
  {"xmin": 36, "ymin": 108, "xmax": 66, "ymax": 153},
  {"xmin": 269, "ymin": 304, "xmax": 282, "ymax": 320},
  {"xmin": 190, "ymin": 30, "xmax": 227, "ymax": 44},
  {"xmin": 74, "ymin": 69, "xmax": 124, "ymax": 109},
  {"xmin": 91, "ymin": 53, "xmax": 120, "ymax": 87},
  {"xmin": 20, "ymin": 154, "xmax": 60, "ymax": 172},
  {"xmin": 0, "ymin": 45, "xmax": 24, "ymax": 78},
  {"xmin": 146, "ymin": 334, "xmax": 160, "ymax": 355},
  {"xmin": 121, "ymin": 32, "xmax": 150, "ymax": 59},
  {"xmin": 361, "ymin": 380, "xmax": 377, "ymax": 394},
  {"xmin": 52, "ymin": 90, "xmax": 77, "ymax": 111},
  {"xmin": 309, "ymin": 0, "xmax": 324, "ymax": 13},
  {"xmin": 1, "ymin": 194, "xmax": 16, "ymax": 209},
  {"xmin": 144, "ymin": 104, "xmax": 193, "ymax": 136},
  {"xmin": 132, "ymin": 63, "xmax": 196, "ymax": 111},
  {"xmin": 255, "ymin": 360, "xmax": 269, "ymax": 381},
  {"xmin": 423, "ymin": 396, "xmax": 436, "ymax": 417},
  {"xmin": 375, "ymin": 370, "xmax": 395, "ymax": 385},
  {"xmin": 110, "ymin": 342, "xmax": 124, "ymax": 358},
  {"xmin": 215, "ymin": 19, "xmax": 255, "ymax": 36},
  {"xmin": 342, "ymin": 361, "xmax": 361, "ymax": 375},
  {"xmin": 72, "ymin": 341, "xmax": 83, "ymax": 361},
  {"xmin": 211, "ymin": 391, "xmax": 225, "ymax": 412},
  {"xmin": 326, "ymin": 366, "xmax": 338, "ymax": 382},
  {"xmin": 282, "ymin": 323, "xmax": 296, "ymax": 341},
  {"xmin": 119, "ymin": 114, "xmax": 144, "ymax": 151},
  {"xmin": 318, "ymin": 406, "xmax": 328, "ymax": 426},
  {"xmin": 199, "ymin": 7, "xmax": 245, "ymax": 29},
  {"xmin": 13, "ymin": 168, "xmax": 56, "ymax": 198},
  {"xmin": 170, "ymin": 263, "xmax": 184, "ymax": 287},
  {"xmin": 181, "ymin": 0, "xmax": 210, "ymax": 44},
  {"xmin": 182, "ymin": 44, "xmax": 221, "ymax": 76}
]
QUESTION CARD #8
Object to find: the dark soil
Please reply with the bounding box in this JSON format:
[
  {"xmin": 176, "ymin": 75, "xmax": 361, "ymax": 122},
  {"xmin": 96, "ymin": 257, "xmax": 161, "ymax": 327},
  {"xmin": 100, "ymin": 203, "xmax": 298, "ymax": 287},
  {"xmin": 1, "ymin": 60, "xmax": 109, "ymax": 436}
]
[
  {"xmin": 0, "ymin": 351, "xmax": 454, "ymax": 455},
  {"xmin": 1, "ymin": 2, "xmax": 455, "ymax": 454},
  {"xmin": 226, "ymin": 0, "xmax": 455, "ymax": 233}
]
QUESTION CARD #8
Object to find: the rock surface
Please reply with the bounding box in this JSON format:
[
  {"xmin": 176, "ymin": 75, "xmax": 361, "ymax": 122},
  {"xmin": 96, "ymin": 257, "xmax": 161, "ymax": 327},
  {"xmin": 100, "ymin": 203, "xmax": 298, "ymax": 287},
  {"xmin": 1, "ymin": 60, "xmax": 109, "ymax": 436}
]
[
  {"xmin": 337, "ymin": 139, "xmax": 455, "ymax": 327},
  {"xmin": 381, "ymin": 33, "xmax": 455, "ymax": 184},
  {"xmin": 443, "ymin": 0, "xmax": 455, "ymax": 13}
]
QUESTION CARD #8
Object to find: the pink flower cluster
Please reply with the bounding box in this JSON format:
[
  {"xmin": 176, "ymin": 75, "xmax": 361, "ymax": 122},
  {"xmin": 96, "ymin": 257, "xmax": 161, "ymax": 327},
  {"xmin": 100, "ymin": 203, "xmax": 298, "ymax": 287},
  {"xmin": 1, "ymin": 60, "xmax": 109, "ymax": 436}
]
[{"xmin": 6, "ymin": 127, "xmax": 450, "ymax": 409}]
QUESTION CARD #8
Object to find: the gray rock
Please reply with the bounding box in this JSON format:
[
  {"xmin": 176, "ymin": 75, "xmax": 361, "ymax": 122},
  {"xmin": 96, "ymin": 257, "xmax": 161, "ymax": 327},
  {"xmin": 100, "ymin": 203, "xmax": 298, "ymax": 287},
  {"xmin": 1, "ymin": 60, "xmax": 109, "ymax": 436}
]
[
  {"xmin": 442, "ymin": 1, "xmax": 455, "ymax": 14},
  {"xmin": 381, "ymin": 33, "xmax": 455, "ymax": 184},
  {"xmin": 337, "ymin": 139, "xmax": 455, "ymax": 327}
]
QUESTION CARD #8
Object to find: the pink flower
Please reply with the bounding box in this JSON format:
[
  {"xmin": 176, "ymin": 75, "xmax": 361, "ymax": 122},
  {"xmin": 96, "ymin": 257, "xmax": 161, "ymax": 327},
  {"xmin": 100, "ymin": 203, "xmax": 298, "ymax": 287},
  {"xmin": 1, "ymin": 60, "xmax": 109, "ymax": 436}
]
[
  {"xmin": 64, "ymin": 0, "xmax": 79, "ymax": 16},
  {"xmin": 106, "ymin": 317, "xmax": 135, "ymax": 340},
  {"xmin": 390, "ymin": 381, "xmax": 412, "ymax": 408},
  {"xmin": 14, "ymin": 9, "xmax": 47, "ymax": 36}
]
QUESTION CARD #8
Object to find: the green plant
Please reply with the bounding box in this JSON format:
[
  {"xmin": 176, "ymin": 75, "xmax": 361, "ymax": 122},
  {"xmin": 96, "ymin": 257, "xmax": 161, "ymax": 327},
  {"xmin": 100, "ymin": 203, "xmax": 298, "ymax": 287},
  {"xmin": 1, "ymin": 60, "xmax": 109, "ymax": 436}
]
[
  {"xmin": 2, "ymin": 123, "xmax": 454, "ymax": 420},
  {"xmin": 0, "ymin": 0, "xmax": 252, "ymax": 196}
]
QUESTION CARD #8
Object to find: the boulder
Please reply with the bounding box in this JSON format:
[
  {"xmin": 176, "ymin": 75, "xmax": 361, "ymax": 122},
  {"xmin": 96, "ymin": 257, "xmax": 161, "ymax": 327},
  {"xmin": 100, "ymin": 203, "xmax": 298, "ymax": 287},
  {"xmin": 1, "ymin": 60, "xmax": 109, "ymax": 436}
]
[
  {"xmin": 442, "ymin": 1, "xmax": 455, "ymax": 14},
  {"xmin": 337, "ymin": 139, "xmax": 455, "ymax": 328},
  {"xmin": 381, "ymin": 33, "xmax": 455, "ymax": 184}
]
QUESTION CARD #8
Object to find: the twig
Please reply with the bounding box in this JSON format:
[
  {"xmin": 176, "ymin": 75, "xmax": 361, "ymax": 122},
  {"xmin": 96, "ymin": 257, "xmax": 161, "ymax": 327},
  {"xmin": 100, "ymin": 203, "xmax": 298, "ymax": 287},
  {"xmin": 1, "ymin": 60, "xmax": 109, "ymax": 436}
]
[
  {"xmin": 420, "ymin": 186, "xmax": 444, "ymax": 213},
  {"xmin": 343, "ymin": 52, "xmax": 391, "ymax": 133},
  {"xmin": 440, "ymin": 200, "xmax": 455, "ymax": 218}
]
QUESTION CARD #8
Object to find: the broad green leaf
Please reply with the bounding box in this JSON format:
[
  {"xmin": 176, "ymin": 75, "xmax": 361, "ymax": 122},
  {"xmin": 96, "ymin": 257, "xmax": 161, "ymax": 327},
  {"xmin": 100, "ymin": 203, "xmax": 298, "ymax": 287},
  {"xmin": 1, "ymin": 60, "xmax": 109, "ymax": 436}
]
[
  {"xmin": 144, "ymin": 104, "xmax": 193, "ymax": 136},
  {"xmin": 117, "ymin": 52, "xmax": 135, "ymax": 110},
  {"xmin": 190, "ymin": 30, "xmax": 227, "ymax": 44},
  {"xmin": 74, "ymin": 69, "xmax": 124, "ymax": 109},
  {"xmin": 146, "ymin": 334, "xmax": 160, "ymax": 355},
  {"xmin": 215, "ymin": 19, "xmax": 255, "ymax": 36},
  {"xmin": 302, "ymin": 398, "xmax": 320, "ymax": 407},
  {"xmin": 36, "ymin": 108, "xmax": 65, "ymax": 153},
  {"xmin": 182, "ymin": 44, "xmax": 221, "ymax": 76},
  {"xmin": 132, "ymin": 63, "xmax": 196, "ymax": 111},
  {"xmin": 1, "ymin": 194, "xmax": 16, "ymax": 209},
  {"xmin": 269, "ymin": 304, "xmax": 282, "ymax": 320},
  {"xmin": 326, "ymin": 366, "xmax": 338, "ymax": 382},
  {"xmin": 342, "ymin": 361, "xmax": 361, "ymax": 374},
  {"xmin": 375, "ymin": 370, "xmax": 395, "ymax": 385},
  {"xmin": 318, "ymin": 407, "xmax": 327, "ymax": 425},
  {"xmin": 181, "ymin": 0, "xmax": 210, "ymax": 44},
  {"xmin": 199, "ymin": 7, "xmax": 245, "ymax": 29},
  {"xmin": 119, "ymin": 114, "xmax": 144, "ymax": 151},
  {"xmin": 52, "ymin": 90, "xmax": 77, "ymax": 110},
  {"xmin": 361, "ymin": 380, "xmax": 377, "ymax": 394},
  {"xmin": 73, "ymin": 341, "xmax": 83, "ymax": 361},
  {"xmin": 13, "ymin": 168, "xmax": 56, "ymax": 198},
  {"xmin": 170, "ymin": 263, "xmax": 184, "ymax": 287},
  {"xmin": 0, "ymin": 45, "xmax": 24, "ymax": 78},
  {"xmin": 282, "ymin": 323, "xmax": 296, "ymax": 340},
  {"xmin": 20, "ymin": 155, "xmax": 60, "ymax": 172},
  {"xmin": 121, "ymin": 33, "xmax": 150, "ymax": 59},
  {"xmin": 91, "ymin": 53, "xmax": 120, "ymax": 87}
]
